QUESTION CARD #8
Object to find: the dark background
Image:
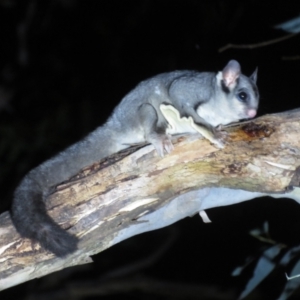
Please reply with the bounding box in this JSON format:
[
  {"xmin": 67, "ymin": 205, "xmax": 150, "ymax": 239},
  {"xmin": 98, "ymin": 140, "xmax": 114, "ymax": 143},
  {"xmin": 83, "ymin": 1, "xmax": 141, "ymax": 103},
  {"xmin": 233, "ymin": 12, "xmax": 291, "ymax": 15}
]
[{"xmin": 1, "ymin": 0, "xmax": 300, "ymax": 299}]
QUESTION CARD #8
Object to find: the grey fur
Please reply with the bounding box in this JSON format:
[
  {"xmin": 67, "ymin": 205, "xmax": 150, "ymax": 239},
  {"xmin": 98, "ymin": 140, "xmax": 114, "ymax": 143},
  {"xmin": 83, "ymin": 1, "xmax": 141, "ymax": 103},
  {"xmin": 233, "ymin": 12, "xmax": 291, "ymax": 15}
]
[{"xmin": 11, "ymin": 60, "xmax": 259, "ymax": 257}]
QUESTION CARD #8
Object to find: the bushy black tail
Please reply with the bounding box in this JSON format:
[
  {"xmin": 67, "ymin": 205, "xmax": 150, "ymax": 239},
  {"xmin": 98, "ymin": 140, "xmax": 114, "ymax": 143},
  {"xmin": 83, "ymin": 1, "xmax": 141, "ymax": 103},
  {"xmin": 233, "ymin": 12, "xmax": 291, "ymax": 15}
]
[{"xmin": 11, "ymin": 178, "xmax": 78, "ymax": 257}]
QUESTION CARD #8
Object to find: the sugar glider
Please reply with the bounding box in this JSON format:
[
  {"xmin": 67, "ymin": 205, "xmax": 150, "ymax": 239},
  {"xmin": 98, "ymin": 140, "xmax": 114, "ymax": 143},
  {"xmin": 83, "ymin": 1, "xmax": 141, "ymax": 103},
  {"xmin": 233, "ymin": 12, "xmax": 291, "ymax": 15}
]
[{"xmin": 11, "ymin": 60, "xmax": 259, "ymax": 257}]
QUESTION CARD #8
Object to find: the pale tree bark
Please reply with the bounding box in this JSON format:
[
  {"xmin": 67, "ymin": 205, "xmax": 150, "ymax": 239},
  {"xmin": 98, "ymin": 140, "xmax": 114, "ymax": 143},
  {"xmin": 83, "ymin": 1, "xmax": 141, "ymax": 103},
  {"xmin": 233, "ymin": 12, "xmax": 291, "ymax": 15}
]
[{"xmin": 1, "ymin": 108, "xmax": 300, "ymax": 290}]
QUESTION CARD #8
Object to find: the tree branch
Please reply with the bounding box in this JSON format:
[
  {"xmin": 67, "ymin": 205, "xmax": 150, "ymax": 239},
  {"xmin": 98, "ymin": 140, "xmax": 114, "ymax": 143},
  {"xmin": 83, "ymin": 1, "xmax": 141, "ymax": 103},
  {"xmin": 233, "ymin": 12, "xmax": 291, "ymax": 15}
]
[
  {"xmin": 1, "ymin": 108, "xmax": 300, "ymax": 290},
  {"xmin": 218, "ymin": 32, "xmax": 299, "ymax": 53}
]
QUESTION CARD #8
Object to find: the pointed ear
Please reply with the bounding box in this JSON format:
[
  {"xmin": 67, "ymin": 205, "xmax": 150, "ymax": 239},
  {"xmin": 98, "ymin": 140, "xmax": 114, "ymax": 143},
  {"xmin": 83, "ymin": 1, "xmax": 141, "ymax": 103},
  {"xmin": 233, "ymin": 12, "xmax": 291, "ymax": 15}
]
[
  {"xmin": 222, "ymin": 60, "xmax": 241, "ymax": 88},
  {"xmin": 250, "ymin": 67, "xmax": 258, "ymax": 83}
]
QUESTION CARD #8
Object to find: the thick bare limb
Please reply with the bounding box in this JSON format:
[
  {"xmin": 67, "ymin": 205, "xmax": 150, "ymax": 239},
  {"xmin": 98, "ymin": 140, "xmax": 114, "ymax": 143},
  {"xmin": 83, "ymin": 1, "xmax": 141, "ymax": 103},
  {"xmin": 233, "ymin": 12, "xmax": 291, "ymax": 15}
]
[{"xmin": 1, "ymin": 108, "xmax": 300, "ymax": 290}]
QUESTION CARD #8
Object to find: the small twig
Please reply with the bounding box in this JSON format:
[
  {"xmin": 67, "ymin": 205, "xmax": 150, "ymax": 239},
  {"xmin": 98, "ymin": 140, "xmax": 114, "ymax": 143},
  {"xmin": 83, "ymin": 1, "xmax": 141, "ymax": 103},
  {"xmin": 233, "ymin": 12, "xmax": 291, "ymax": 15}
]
[
  {"xmin": 282, "ymin": 55, "xmax": 300, "ymax": 61},
  {"xmin": 285, "ymin": 273, "xmax": 300, "ymax": 281},
  {"xmin": 25, "ymin": 277, "xmax": 236, "ymax": 300},
  {"xmin": 218, "ymin": 32, "xmax": 299, "ymax": 53}
]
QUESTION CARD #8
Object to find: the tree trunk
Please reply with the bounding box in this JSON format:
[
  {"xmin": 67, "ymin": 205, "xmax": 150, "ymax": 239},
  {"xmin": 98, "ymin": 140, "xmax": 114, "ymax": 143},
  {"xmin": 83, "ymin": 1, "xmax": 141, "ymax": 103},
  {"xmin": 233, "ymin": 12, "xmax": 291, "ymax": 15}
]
[{"xmin": 1, "ymin": 108, "xmax": 300, "ymax": 290}]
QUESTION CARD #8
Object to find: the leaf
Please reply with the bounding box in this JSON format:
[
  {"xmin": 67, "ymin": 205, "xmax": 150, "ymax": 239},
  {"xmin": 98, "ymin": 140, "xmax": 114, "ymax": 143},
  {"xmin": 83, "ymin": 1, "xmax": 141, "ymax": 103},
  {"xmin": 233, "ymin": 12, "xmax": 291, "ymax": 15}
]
[
  {"xmin": 275, "ymin": 16, "xmax": 300, "ymax": 33},
  {"xmin": 277, "ymin": 260, "xmax": 300, "ymax": 300},
  {"xmin": 280, "ymin": 245, "xmax": 300, "ymax": 266},
  {"xmin": 238, "ymin": 245, "xmax": 282, "ymax": 299}
]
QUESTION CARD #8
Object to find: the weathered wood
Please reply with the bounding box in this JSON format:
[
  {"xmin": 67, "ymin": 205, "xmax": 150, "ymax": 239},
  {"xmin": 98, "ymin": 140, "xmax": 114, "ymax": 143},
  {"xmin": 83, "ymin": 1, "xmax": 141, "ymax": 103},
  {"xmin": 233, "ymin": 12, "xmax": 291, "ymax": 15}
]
[{"xmin": 1, "ymin": 108, "xmax": 300, "ymax": 290}]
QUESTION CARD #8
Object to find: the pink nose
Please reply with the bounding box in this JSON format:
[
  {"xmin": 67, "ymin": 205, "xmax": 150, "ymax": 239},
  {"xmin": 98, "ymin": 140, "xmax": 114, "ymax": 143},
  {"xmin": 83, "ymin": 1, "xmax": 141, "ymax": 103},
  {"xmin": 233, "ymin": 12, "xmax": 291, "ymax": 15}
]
[{"xmin": 247, "ymin": 109, "xmax": 257, "ymax": 118}]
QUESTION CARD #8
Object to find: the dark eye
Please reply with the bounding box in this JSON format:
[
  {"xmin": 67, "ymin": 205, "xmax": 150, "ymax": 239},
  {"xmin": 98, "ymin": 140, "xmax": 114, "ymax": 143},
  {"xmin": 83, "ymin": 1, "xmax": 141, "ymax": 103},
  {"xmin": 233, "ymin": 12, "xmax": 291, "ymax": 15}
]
[{"xmin": 237, "ymin": 91, "xmax": 248, "ymax": 102}]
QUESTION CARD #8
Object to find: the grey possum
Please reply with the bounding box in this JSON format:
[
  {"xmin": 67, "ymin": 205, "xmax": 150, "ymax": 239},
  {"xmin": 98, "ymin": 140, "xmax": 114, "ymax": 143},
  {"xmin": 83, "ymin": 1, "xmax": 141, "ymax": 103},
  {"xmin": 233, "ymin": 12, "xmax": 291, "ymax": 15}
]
[{"xmin": 11, "ymin": 60, "xmax": 259, "ymax": 257}]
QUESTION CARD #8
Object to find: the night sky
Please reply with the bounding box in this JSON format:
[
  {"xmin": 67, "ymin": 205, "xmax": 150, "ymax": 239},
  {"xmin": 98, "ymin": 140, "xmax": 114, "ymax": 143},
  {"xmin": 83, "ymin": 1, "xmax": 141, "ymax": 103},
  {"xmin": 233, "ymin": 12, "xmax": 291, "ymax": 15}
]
[{"xmin": 1, "ymin": 1, "xmax": 300, "ymax": 299}]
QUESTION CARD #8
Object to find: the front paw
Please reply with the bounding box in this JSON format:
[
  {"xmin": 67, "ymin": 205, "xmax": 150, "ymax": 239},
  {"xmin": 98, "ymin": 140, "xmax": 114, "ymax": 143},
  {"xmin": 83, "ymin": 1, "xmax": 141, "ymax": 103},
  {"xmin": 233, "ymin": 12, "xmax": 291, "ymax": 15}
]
[
  {"xmin": 212, "ymin": 126, "xmax": 228, "ymax": 148},
  {"xmin": 147, "ymin": 133, "xmax": 174, "ymax": 157}
]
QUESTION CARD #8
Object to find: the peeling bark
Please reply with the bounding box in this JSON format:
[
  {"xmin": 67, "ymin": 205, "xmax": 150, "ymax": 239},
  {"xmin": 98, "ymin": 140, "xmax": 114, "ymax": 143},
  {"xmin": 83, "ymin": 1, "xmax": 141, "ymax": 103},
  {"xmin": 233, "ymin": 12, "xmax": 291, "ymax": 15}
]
[{"xmin": 1, "ymin": 108, "xmax": 300, "ymax": 290}]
